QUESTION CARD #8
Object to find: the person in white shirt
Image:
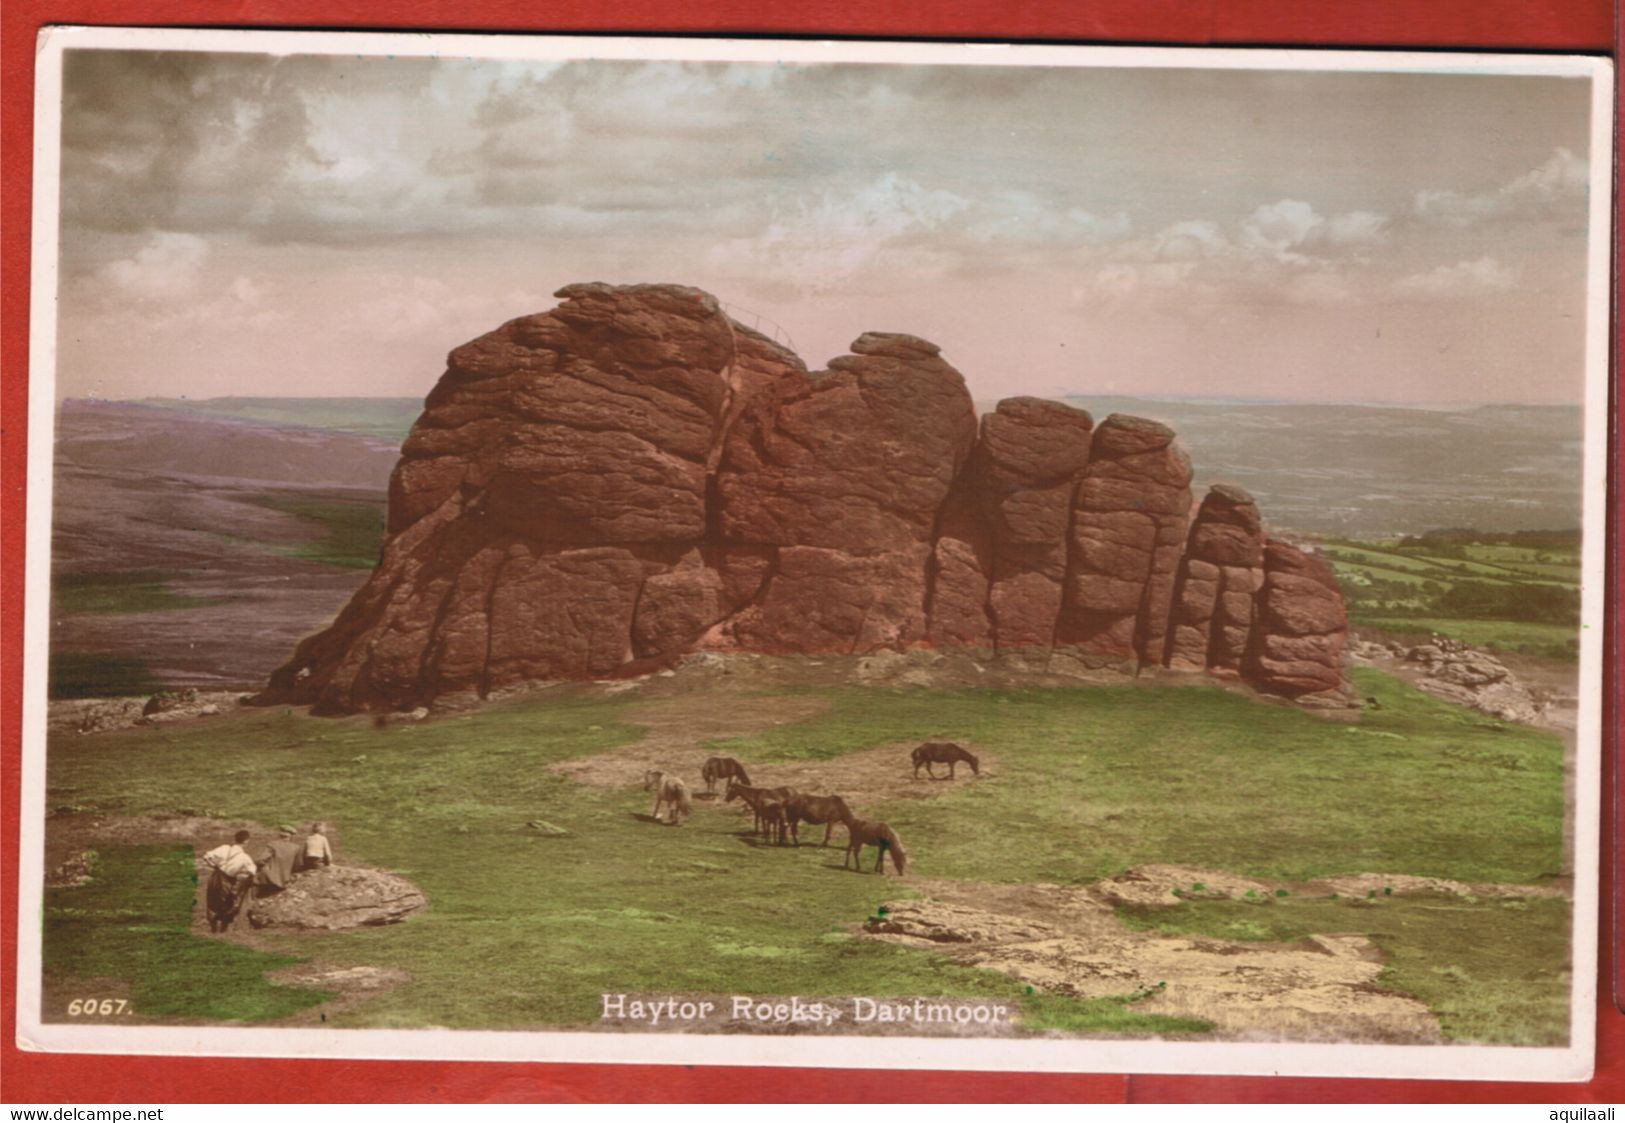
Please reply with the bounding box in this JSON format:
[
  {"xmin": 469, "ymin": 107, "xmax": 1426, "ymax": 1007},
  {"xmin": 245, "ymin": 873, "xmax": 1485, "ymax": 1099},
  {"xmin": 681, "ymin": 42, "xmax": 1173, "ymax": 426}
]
[
  {"xmin": 202, "ymin": 830, "xmax": 256, "ymax": 932},
  {"xmin": 301, "ymin": 822, "xmax": 333, "ymax": 871}
]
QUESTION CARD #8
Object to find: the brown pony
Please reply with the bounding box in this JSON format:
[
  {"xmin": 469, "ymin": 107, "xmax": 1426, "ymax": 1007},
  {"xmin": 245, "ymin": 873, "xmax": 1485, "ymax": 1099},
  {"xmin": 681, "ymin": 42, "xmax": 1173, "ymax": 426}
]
[
  {"xmin": 643, "ymin": 769, "xmax": 692, "ymax": 825},
  {"xmin": 784, "ymin": 793, "xmax": 855, "ymax": 847},
  {"xmin": 725, "ymin": 779, "xmax": 796, "ymax": 839},
  {"xmin": 205, "ymin": 868, "xmax": 253, "ymax": 932},
  {"xmin": 701, "ymin": 756, "xmax": 752, "ymax": 793},
  {"xmin": 755, "ymin": 798, "xmax": 789, "ymax": 846},
  {"xmin": 843, "ymin": 818, "xmax": 907, "ymax": 875},
  {"xmin": 911, "ymin": 741, "xmax": 980, "ymax": 779}
]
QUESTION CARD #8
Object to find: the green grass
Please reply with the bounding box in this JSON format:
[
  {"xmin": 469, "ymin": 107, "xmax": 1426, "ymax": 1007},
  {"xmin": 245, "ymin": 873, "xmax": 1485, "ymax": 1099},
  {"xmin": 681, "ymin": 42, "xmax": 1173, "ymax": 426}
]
[
  {"xmin": 1325, "ymin": 531, "xmax": 1583, "ymax": 662},
  {"xmin": 44, "ymin": 689, "xmax": 1195, "ymax": 1033},
  {"xmin": 48, "ymin": 652, "xmax": 167, "ymax": 699},
  {"xmin": 52, "ymin": 570, "xmax": 220, "ymax": 616},
  {"xmin": 1113, "ymin": 894, "xmax": 1571, "ymax": 1044},
  {"xmin": 1020, "ymin": 989, "xmax": 1211, "ymax": 1035},
  {"xmin": 247, "ymin": 496, "xmax": 386, "ymax": 570},
  {"xmin": 1352, "ymin": 615, "xmax": 1580, "ymax": 662},
  {"xmin": 709, "ymin": 670, "xmax": 1564, "ymax": 885},
  {"xmin": 44, "ymin": 843, "xmax": 332, "ymax": 1021},
  {"xmin": 42, "ymin": 670, "xmax": 1566, "ymax": 1035}
]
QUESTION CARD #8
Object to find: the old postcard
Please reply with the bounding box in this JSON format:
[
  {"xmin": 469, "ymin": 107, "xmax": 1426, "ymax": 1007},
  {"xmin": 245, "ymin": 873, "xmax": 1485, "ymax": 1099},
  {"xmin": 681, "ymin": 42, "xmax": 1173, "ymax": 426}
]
[{"xmin": 17, "ymin": 28, "xmax": 1612, "ymax": 1080}]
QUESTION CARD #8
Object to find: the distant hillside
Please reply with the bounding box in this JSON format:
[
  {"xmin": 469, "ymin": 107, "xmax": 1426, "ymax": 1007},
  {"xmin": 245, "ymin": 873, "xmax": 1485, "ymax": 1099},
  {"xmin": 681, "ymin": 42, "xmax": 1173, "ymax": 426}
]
[
  {"xmin": 95, "ymin": 393, "xmax": 1587, "ymax": 539},
  {"xmin": 138, "ymin": 396, "xmax": 422, "ymax": 441},
  {"xmin": 1062, "ymin": 396, "xmax": 1582, "ymax": 539},
  {"xmin": 61, "ymin": 399, "xmax": 401, "ymax": 489}
]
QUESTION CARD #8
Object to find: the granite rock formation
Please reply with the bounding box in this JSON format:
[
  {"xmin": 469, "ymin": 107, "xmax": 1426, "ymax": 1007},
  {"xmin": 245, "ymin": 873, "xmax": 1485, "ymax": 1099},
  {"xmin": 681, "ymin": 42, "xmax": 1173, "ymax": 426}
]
[{"xmin": 258, "ymin": 282, "xmax": 1348, "ymax": 714}]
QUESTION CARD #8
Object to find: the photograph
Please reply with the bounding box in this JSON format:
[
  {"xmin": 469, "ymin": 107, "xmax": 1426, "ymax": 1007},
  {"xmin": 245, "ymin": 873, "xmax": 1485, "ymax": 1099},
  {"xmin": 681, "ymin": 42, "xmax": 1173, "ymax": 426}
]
[{"xmin": 15, "ymin": 27, "xmax": 1612, "ymax": 1081}]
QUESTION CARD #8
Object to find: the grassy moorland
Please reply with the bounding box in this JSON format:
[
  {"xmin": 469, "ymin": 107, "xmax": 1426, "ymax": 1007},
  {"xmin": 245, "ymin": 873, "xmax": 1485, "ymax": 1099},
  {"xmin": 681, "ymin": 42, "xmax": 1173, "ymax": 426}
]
[
  {"xmin": 244, "ymin": 495, "xmax": 388, "ymax": 570},
  {"xmin": 51, "ymin": 570, "xmax": 222, "ymax": 616},
  {"xmin": 1320, "ymin": 531, "xmax": 1582, "ymax": 662},
  {"xmin": 139, "ymin": 397, "xmax": 421, "ymax": 441},
  {"xmin": 42, "ymin": 667, "xmax": 1567, "ymax": 1039}
]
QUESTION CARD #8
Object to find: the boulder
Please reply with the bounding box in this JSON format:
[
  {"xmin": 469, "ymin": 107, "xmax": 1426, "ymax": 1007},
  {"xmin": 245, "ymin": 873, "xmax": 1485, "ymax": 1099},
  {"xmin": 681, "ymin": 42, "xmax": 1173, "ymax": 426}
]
[
  {"xmin": 1058, "ymin": 414, "xmax": 1193, "ymax": 663},
  {"xmin": 715, "ymin": 332, "xmax": 976, "ymax": 551},
  {"xmin": 247, "ymin": 864, "xmax": 426, "ymax": 930},
  {"xmin": 1245, "ymin": 541, "xmax": 1348, "ymax": 696},
  {"xmin": 256, "ymin": 282, "xmax": 1348, "ymax": 713},
  {"xmin": 1166, "ymin": 486, "xmax": 1264, "ymax": 671},
  {"xmin": 977, "ymin": 398, "xmax": 1093, "ymax": 651}
]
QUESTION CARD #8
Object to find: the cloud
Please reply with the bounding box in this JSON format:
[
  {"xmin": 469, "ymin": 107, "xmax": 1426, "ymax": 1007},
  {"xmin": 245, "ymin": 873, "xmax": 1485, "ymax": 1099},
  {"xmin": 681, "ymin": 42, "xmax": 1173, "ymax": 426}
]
[
  {"xmin": 1238, "ymin": 200, "xmax": 1323, "ymax": 260},
  {"xmin": 963, "ymin": 191, "xmax": 1130, "ymax": 246},
  {"xmin": 1393, "ymin": 256, "xmax": 1517, "ymax": 298},
  {"xmin": 1413, "ymin": 147, "xmax": 1587, "ymax": 227},
  {"xmin": 97, "ymin": 232, "xmax": 210, "ymax": 300},
  {"xmin": 1150, "ymin": 220, "xmax": 1229, "ymax": 261},
  {"xmin": 1323, "ymin": 210, "xmax": 1388, "ymax": 246},
  {"xmin": 705, "ymin": 173, "xmax": 972, "ymax": 292}
]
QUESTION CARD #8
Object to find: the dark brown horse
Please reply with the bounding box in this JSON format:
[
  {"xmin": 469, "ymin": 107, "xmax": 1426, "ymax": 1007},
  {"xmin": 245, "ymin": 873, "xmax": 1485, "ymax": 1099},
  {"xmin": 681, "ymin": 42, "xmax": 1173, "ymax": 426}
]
[
  {"xmin": 701, "ymin": 755, "xmax": 751, "ymax": 793},
  {"xmin": 725, "ymin": 779, "xmax": 796, "ymax": 840},
  {"xmin": 784, "ymin": 793, "xmax": 855, "ymax": 847},
  {"xmin": 843, "ymin": 818, "xmax": 907, "ymax": 875},
  {"xmin": 911, "ymin": 741, "xmax": 980, "ymax": 779},
  {"xmin": 205, "ymin": 868, "xmax": 253, "ymax": 932}
]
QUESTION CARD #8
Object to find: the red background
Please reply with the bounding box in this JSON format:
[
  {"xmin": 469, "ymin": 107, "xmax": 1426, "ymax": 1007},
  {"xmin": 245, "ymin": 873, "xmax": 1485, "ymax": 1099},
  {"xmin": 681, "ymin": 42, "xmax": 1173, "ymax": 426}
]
[{"xmin": 1, "ymin": 0, "xmax": 1618, "ymax": 1105}]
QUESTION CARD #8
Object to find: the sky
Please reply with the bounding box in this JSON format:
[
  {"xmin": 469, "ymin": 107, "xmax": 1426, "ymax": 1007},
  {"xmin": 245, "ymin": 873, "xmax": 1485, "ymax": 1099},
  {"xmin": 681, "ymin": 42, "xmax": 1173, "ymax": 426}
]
[{"xmin": 51, "ymin": 46, "xmax": 1602, "ymax": 406}]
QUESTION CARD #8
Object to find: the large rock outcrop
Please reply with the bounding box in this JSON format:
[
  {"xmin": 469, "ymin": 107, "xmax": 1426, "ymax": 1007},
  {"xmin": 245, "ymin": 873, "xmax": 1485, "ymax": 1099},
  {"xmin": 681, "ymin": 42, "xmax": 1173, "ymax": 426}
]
[{"xmin": 258, "ymin": 282, "xmax": 1349, "ymax": 713}]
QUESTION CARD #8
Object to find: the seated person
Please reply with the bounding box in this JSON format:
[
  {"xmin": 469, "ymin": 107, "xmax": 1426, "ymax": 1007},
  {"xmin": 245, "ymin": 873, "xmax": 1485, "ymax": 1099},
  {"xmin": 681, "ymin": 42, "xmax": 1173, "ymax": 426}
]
[{"xmin": 301, "ymin": 822, "xmax": 333, "ymax": 871}]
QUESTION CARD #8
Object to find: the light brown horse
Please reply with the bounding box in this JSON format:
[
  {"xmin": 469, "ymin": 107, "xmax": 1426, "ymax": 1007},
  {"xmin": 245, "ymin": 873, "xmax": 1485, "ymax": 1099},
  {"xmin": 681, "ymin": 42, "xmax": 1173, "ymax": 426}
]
[
  {"xmin": 701, "ymin": 755, "xmax": 752, "ymax": 794},
  {"xmin": 724, "ymin": 779, "xmax": 796, "ymax": 840},
  {"xmin": 643, "ymin": 769, "xmax": 692, "ymax": 825},
  {"xmin": 911, "ymin": 741, "xmax": 980, "ymax": 779},
  {"xmin": 843, "ymin": 818, "xmax": 907, "ymax": 875},
  {"xmin": 784, "ymin": 793, "xmax": 855, "ymax": 847}
]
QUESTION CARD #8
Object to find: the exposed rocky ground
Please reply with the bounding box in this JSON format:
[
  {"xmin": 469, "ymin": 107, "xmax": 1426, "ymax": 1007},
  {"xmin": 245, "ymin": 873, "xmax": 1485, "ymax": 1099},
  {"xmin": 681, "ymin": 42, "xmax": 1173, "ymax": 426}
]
[
  {"xmin": 43, "ymin": 813, "xmax": 427, "ymax": 935},
  {"xmin": 1348, "ymin": 637, "xmax": 1557, "ymax": 727},
  {"xmin": 864, "ymin": 865, "xmax": 1565, "ymax": 1043},
  {"xmin": 48, "ymin": 689, "xmax": 246, "ymax": 735},
  {"xmin": 256, "ymin": 282, "xmax": 1351, "ymax": 716},
  {"xmin": 247, "ymin": 865, "xmax": 426, "ymax": 931}
]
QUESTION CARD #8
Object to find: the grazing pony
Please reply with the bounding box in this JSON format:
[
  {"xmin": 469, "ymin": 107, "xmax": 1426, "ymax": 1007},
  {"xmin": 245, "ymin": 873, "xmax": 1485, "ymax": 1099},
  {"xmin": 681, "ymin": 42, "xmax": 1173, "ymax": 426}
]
[
  {"xmin": 754, "ymin": 797, "xmax": 789, "ymax": 846},
  {"xmin": 784, "ymin": 793, "xmax": 855, "ymax": 847},
  {"xmin": 205, "ymin": 869, "xmax": 253, "ymax": 932},
  {"xmin": 643, "ymin": 769, "xmax": 692, "ymax": 825},
  {"xmin": 843, "ymin": 818, "xmax": 907, "ymax": 875},
  {"xmin": 724, "ymin": 780, "xmax": 797, "ymax": 841},
  {"xmin": 911, "ymin": 741, "xmax": 980, "ymax": 780},
  {"xmin": 701, "ymin": 755, "xmax": 751, "ymax": 793}
]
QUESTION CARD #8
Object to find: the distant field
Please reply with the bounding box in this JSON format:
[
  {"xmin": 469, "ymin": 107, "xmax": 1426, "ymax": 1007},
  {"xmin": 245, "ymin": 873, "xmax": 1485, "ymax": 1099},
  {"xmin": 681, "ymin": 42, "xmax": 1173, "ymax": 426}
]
[
  {"xmin": 1323, "ymin": 535, "xmax": 1581, "ymax": 661},
  {"xmin": 44, "ymin": 669, "xmax": 1566, "ymax": 1039},
  {"xmin": 246, "ymin": 495, "xmax": 388, "ymax": 570},
  {"xmin": 140, "ymin": 397, "xmax": 421, "ymax": 441},
  {"xmin": 1351, "ymin": 616, "xmax": 1580, "ymax": 662},
  {"xmin": 51, "ymin": 570, "xmax": 222, "ymax": 616}
]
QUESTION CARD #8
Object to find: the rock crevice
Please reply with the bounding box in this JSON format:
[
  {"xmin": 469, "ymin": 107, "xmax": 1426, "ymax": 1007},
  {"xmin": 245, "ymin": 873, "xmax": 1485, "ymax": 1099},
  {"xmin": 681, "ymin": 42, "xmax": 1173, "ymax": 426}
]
[{"xmin": 258, "ymin": 283, "xmax": 1348, "ymax": 714}]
